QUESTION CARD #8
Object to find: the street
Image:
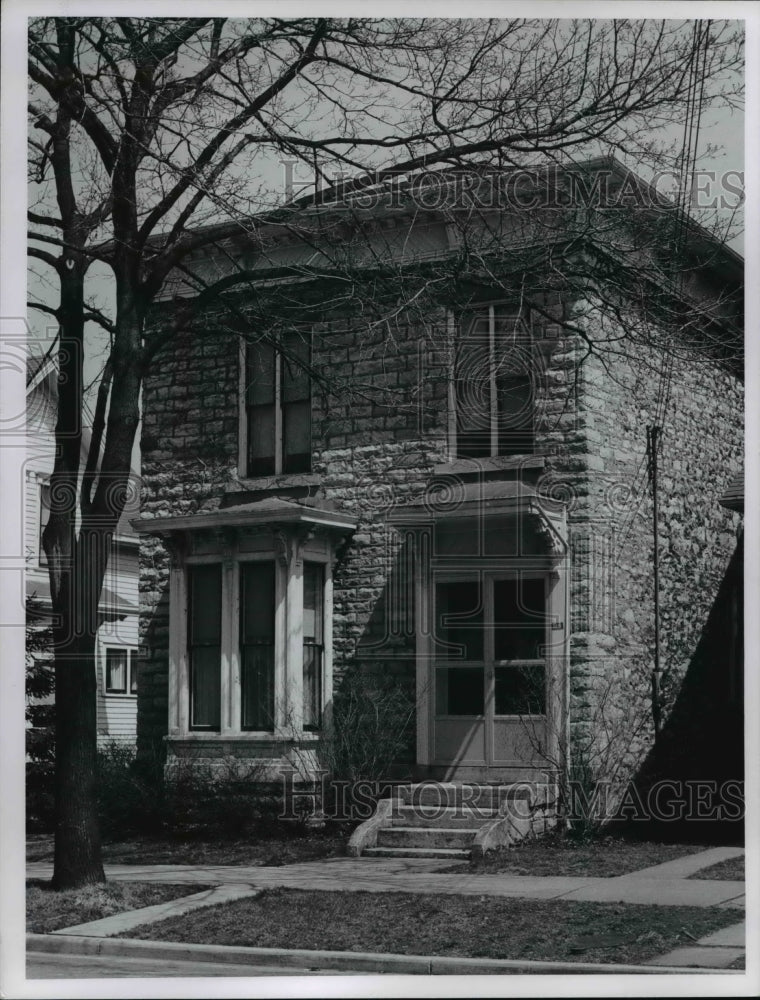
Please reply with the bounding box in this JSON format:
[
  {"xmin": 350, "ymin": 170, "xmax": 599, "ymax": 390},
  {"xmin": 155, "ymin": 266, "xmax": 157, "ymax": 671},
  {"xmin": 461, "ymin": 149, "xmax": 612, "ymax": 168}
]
[{"xmin": 27, "ymin": 952, "xmax": 357, "ymax": 979}]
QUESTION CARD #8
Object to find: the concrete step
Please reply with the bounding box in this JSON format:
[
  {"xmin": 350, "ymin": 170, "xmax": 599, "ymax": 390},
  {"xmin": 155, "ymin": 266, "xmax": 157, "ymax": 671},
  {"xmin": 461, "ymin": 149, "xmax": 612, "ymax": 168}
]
[
  {"xmin": 396, "ymin": 783, "xmax": 533, "ymax": 809},
  {"xmin": 362, "ymin": 846, "xmax": 471, "ymax": 860},
  {"xmin": 389, "ymin": 805, "xmax": 496, "ymax": 829},
  {"xmin": 377, "ymin": 827, "xmax": 478, "ymax": 850}
]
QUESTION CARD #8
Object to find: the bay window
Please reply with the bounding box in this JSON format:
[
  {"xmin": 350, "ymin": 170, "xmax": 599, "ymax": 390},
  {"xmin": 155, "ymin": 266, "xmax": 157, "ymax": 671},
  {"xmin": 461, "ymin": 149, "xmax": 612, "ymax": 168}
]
[
  {"xmin": 302, "ymin": 562, "xmax": 324, "ymax": 731},
  {"xmin": 181, "ymin": 554, "xmax": 329, "ymax": 736},
  {"xmin": 240, "ymin": 561, "xmax": 276, "ymax": 731},
  {"xmin": 137, "ymin": 502, "xmax": 356, "ymax": 744},
  {"xmin": 188, "ymin": 564, "xmax": 222, "ymax": 730}
]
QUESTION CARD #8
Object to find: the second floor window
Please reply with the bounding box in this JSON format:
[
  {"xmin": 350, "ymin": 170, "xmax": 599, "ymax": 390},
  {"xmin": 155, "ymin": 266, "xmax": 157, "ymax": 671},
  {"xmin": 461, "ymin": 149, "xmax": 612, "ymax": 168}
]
[
  {"xmin": 455, "ymin": 306, "xmax": 534, "ymax": 458},
  {"xmin": 245, "ymin": 332, "xmax": 311, "ymax": 477}
]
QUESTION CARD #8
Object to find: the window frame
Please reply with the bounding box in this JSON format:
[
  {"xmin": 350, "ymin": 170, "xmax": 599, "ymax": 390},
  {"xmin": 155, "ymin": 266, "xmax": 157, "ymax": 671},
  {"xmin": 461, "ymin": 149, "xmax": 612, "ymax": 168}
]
[
  {"xmin": 176, "ymin": 547, "xmax": 331, "ymax": 738},
  {"xmin": 104, "ymin": 646, "xmax": 138, "ymax": 697},
  {"xmin": 241, "ymin": 333, "xmax": 312, "ymax": 479},
  {"xmin": 450, "ymin": 304, "xmax": 535, "ymax": 460}
]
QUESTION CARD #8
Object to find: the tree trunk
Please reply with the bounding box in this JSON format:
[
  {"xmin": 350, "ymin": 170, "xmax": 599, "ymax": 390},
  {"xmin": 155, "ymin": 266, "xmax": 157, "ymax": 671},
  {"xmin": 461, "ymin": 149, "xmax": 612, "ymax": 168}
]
[
  {"xmin": 50, "ymin": 526, "xmax": 111, "ymax": 889},
  {"xmin": 52, "ymin": 631, "xmax": 105, "ymax": 889}
]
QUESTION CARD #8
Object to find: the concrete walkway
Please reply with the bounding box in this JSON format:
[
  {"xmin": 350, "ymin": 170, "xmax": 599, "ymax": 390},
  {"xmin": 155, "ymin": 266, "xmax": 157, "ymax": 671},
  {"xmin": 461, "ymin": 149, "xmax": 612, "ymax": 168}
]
[
  {"xmin": 26, "ymin": 846, "xmax": 746, "ymax": 909},
  {"xmin": 26, "ymin": 846, "xmax": 745, "ymax": 973}
]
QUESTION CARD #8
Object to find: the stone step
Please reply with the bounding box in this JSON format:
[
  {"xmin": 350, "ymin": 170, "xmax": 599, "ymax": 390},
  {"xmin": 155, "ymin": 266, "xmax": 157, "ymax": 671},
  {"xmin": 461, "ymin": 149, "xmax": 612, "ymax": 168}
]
[
  {"xmin": 377, "ymin": 827, "xmax": 478, "ymax": 850},
  {"xmin": 362, "ymin": 846, "xmax": 471, "ymax": 860},
  {"xmin": 396, "ymin": 782, "xmax": 533, "ymax": 809},
  {"xmin": 389, "ymin": 805, "xmax": 496, "ymax": 829}
]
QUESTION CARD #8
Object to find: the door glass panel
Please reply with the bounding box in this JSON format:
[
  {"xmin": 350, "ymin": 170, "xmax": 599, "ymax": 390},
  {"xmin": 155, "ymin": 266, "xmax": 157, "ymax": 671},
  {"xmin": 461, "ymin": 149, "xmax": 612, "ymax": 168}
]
[
  {"xmin": 435, "ymin": 580, "xmax": 484, "ymax": 660},
  {"xmin": 436, "ymin": 666, "xmax": 485, "ymax": 716},
  {"xmin": 493, "ymin": 577, "xmax": 546, "ymax": 660},
  {"xmin": 495, "ymin": 664, "xmax": 545, "ymax": 715}
]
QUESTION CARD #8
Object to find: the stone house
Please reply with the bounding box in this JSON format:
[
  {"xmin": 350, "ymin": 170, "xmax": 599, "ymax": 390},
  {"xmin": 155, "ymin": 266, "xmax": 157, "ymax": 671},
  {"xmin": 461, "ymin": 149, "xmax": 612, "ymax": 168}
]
[
  {"xmin": 26, "ymin": 353, "xmax": 141, "ymax": 745},
  {"xmin": 133, "ymin": 159, "xmax": 743, "ymax": 841}
]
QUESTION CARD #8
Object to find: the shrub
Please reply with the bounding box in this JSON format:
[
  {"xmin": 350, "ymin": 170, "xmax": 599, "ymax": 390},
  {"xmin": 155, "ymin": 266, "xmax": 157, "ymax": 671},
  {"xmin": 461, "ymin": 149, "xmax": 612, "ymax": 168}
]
[
  {"xmin": 26, "ymin": 595, "xmax": 55, "ymax": 832},
  {"xmin": 322, "ymin": 671, "xmax": 416, "ymax": 784},
  {"xmin": 95, "ymin": 742, "xmax": 287, "ymax": 840}
]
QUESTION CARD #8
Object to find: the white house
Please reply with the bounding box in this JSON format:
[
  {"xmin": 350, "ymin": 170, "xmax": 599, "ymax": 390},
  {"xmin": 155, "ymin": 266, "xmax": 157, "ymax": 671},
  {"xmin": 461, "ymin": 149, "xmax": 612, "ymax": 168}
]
[{"xmin": 26, "ymin": 353, "xmax": 141, "ymax": 744}]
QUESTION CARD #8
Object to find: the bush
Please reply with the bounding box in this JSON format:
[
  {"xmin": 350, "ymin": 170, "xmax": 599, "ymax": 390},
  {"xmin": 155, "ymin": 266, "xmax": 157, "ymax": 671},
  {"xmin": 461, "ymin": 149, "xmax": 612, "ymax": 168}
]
[
  {"xmin": 26, "ymin": 595, "xmax": 56, "ymax": 832},
  {"xmin": 321, "ymin": 671, "xmax": 416, "ymax": 785},
  {"xmin": 162, "ymin": 755, "xmax": 283, "ymax": 837},
  {"xmin": 95, "ymin": 742, "xmax": 288, "ymax": 840}
]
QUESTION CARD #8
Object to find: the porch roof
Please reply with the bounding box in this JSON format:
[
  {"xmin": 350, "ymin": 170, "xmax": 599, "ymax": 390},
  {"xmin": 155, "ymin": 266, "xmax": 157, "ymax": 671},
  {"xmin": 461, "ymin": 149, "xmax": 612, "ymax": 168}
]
[{"xmin": 131, "ymin": 496, "xmax": 357, "ymax": 535}]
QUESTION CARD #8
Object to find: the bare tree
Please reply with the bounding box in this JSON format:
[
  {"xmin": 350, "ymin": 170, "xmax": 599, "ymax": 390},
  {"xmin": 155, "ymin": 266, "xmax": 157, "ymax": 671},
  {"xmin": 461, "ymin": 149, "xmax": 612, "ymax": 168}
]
[{"xmin": 27, "ymin": 16, "xmax": 742, "ymax": 887}]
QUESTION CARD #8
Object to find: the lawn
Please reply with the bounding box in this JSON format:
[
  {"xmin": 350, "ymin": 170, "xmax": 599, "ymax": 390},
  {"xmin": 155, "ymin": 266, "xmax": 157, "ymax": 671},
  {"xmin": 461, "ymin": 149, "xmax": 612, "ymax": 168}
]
[
  {"xmin": 446, "ymin": 831, "xmax": 711, "ymax": 877},
  {"xmin": 689, "ymin": 855, "xmax": 745, "ymax": 881},
  {"xmin": 27, "ymin": 828, "xmax": 349, "ymax": 867},
  {"xmin": 120, "ymin": 887, "xmax": 743, "ymax": 967},
  {"xmin": 27, "ymin": 880, "xmax": 198, "ymax": 934}
]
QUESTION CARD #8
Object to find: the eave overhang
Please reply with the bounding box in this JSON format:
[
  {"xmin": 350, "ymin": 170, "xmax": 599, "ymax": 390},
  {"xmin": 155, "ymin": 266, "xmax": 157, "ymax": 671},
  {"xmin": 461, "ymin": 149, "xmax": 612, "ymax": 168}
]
[
  {"xmin": 386, "ymin": 479, "xmax": 568, "ymax": 558},
  {"xmin": 131, "ymin": 497, "xmax": 357, "ymax": 536}
]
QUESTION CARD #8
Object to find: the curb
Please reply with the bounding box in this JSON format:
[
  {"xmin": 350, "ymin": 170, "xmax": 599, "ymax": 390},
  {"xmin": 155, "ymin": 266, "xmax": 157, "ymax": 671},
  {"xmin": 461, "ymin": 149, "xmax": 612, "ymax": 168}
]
[{"xmin": 26, "ymin": 934, "xmax": 741, "ymax": 976}]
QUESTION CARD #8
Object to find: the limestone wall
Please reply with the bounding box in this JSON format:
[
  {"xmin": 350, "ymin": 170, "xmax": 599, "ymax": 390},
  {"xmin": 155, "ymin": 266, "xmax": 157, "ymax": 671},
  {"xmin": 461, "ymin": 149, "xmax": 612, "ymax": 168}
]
[{"xmin": 137, "ymin": 298, "xmax": 742, "ymax": 791}]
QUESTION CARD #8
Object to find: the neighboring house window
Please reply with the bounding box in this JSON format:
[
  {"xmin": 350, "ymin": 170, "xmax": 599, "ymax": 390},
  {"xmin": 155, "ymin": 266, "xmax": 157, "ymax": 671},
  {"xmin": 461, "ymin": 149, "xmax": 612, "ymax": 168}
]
[
  {"xmin": 180, "ymin": 553, "xmax": 329, "ymax": 735},
  {"xmin": 244, "ymin": 332, "xmax": 311, "ymax": 476},
  {"xmin": 105, "ymin": 647, "xmax": 138, "ymax": 695},
  {"xmin": 38, "ymin": 481, "xmax": 51, "ymax": 567},
  {"xmin": 454, "ymin": 306, "xmax": 534, "ymax": 458}
]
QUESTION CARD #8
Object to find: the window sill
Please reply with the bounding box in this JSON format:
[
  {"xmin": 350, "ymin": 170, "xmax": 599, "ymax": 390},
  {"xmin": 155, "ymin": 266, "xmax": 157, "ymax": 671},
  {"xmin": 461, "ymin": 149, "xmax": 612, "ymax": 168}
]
[
  {"xmin": 167, "ymin": 731, "xmax": 322, "ymax": 742},
  {"xmin": 233, "ymin": 473, "xmax": 321, "ymax": 492},
  {"xmin": 434, "ymin": 455, "xmax": 545, "ymax": 477}
]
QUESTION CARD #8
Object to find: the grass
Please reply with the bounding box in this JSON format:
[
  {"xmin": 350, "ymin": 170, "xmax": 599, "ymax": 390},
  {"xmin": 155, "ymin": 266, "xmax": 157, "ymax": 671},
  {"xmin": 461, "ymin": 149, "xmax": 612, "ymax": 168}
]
[
  {"xmin": 27, "ymin": 827, "xmax": 349, "ymax": 867},
  {"xmin": 444, "ymin": 830, "xmax": 710, "ymax": 877},
  {"xmin": 27, "ymin": 880, "xmax": 198, "ymax": 934},
  {"xmin": 688, "ymin": 855, "xmax": 745, "ymax": 881},
  {"xmin": 120, "ymin": 887, "xmax": 743, "ymax": 967}
]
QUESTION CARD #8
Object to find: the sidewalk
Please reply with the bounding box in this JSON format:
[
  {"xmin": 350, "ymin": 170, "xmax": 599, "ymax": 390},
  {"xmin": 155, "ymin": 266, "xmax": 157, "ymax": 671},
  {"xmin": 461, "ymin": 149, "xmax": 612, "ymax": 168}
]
[
  {"xmin": 26, "ymin": 846, "xmax": 746, "ymax": 975},
  {"xmin": 26, "ymin": 846, "xmax": 746, "ymax": 908}
]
